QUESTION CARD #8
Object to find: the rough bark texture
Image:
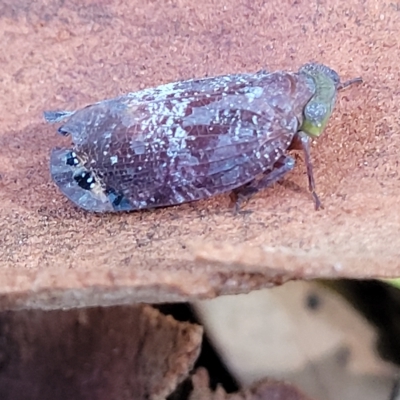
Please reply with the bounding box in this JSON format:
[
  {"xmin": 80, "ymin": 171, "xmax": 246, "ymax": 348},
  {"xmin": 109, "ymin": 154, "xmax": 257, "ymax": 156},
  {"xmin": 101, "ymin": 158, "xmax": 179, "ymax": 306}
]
[
  {"xmin": 0, "ymin": 305, "xmax": 203, "ymax": 400},
  {"xmin": 0, "ymin": 0, "xmax": 399, "ymax": 309}
]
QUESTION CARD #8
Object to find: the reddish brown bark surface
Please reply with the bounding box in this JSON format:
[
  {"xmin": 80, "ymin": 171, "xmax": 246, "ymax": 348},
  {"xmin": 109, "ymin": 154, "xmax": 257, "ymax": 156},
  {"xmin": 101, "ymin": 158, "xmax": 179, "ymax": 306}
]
[
  {"xmin": 0, "ymin": 0, "xmax": 398, "ymax": 310},
  {"xmin": 0, "ymin": 305, "xmax": 203, "ymax": 400}
]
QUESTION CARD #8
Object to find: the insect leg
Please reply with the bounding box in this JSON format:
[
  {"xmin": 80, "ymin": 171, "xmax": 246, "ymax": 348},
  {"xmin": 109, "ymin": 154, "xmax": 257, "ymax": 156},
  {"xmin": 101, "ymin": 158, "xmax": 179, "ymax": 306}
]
[
  {"xmin": 230, "ymin": 155, "xmax": 295, "ymax": 211},
  {"xmin": 291, "ymin": 131, "xmax": 322, "ymax": 210}
]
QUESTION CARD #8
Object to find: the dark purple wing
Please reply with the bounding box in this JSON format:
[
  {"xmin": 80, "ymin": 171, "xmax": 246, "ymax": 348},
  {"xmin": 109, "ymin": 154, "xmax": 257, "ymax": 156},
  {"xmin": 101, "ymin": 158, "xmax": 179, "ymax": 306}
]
[{"xmin": 49, "ymin": 71, "xmax": 315, "ymax": 212}]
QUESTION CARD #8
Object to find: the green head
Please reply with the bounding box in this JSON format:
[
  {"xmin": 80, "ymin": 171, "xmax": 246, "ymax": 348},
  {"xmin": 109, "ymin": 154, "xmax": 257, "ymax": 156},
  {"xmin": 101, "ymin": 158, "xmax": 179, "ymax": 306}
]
[{"xmin": 299, "ymin": 63, "xmax": 341, "ymax": 138}]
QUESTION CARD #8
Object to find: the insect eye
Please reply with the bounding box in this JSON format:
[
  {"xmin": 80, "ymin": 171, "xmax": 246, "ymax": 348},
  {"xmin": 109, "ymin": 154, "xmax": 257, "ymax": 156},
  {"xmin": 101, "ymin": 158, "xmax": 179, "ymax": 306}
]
[
  {"xmin": 300, "ymin": 63, "xmax": 340, "ymax": 87},
  {"xmin": 73, "ymin": 171, "xmax": 96, "ymax": 191},
  {"xmin": 304, "ymin": 101, "xmax": 328, "ymax": 126}
]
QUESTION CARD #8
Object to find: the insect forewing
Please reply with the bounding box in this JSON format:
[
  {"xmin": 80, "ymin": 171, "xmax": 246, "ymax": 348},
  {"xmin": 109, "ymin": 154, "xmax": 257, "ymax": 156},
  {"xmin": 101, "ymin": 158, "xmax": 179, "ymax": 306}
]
[{"xmin": 50, "ymin": 71, "xmax": 315, "ymax": 212}]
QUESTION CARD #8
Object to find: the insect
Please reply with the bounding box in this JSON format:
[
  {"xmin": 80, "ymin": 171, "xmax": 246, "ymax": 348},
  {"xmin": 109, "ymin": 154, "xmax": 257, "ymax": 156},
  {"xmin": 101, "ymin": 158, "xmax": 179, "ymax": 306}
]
[{"xmin": 44, "ymin": 63, "xmax": 361, "ymax": 213}]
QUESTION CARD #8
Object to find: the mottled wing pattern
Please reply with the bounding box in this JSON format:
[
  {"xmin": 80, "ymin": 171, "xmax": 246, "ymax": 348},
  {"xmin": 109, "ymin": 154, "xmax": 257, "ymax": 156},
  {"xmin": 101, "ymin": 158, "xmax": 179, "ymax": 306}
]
[
  {"xmin": 50, "ymin": 148, "xmax": 117, "ymax": 212},
  {"xmin": 50, "ymin": 71, "xmax": 315, "ymax": 212}
]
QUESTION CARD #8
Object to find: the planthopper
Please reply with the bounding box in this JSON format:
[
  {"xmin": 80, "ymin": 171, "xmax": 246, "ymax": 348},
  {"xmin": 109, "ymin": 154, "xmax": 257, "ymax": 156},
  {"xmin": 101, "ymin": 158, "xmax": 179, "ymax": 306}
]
[{"xmin": 44, "ymin": 63, "xmax": 361, "ymax": 213}]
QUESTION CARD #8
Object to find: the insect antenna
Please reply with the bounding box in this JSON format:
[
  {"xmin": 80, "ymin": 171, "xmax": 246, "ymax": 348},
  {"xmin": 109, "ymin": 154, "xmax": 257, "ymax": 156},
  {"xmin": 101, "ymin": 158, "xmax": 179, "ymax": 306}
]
[{"xmin": 337, "ymin": 77, "xmax": 362, "ymax": 91}]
